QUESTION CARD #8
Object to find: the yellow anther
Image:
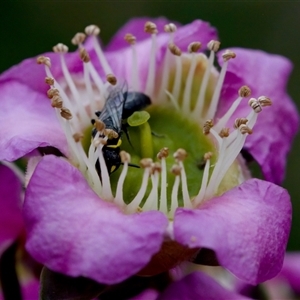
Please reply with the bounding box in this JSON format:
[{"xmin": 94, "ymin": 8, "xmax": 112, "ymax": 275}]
[
  {"xmin": 249, "ymin": 98, "xmax": 262, "ymax": 113},
  {"xmin": 204, "ymin": 152, "xmax": 213, "ymax": 160},
  {"xmin": 120, "ymin": 151, "xmax": 131, "ymax": 163},
  {"xmin": 51, "ymin": 95, "xmax": 63, "ymax": 109},
  {"xmin": 60, "ymin": 107, "xmax": 72, "ymax": 120},
  {"xmin": 157, "ymin": 147, "xmax": 169, "ymax": 160},
  {"xmin": 234, "ymin": 118, "xmax": 248, "ymax": 128},
  {"xmin": 73, "ymin": 133, "xmax": 83, "ymax": 142},
  {"xmin": 45, "ymin": 77, "xmax": 54, "ymax": 86},
  {"xmin": 140, "ymin": 158, "xmax": 153, "ymax": 168},
  {"xmin": 207, "ymin": 40, "xmax": 220, "ymax": 52},
  {"xmin": 239, "ymin": 124, "xmax": 253, "ymax": 135},
  {"xmin": 222, "ymin": 50, "xmax": 236, "ymax": 62},
  {"xmin": 168, "ymin": 42, "xmax": 181, "ymax": 56},
  {"xmin": 188, "ymin": 42, "xmax": 201, "ymax": 53},
  {"xmin": 36, "ymin": 56, "xmax": 51, "ymax": 68},
  {"xmin": 219, "ymin": 128, "xmax": 230, "ymax": 138},
  {"xmin": 94, "ymin": 119, "xmax": 106, "ymax": 132},
  {"xmin": 203, "ymin": 119, "xmax": 214, "ymax": 135},
  {"xmin": 238, "ymin": 86, "xmax": 251, "ymax": 97},
  {"xmin": 174, "ymin": 148, "xmax": 187, "ymax": 161},
  {"xmin": 171, "ymin": 165, "xmax": 182, "ymax": 176},
  {"xmin": 106, "ymin": 74, "xmax": 117, "ymax": 85},
  {"xmin": 258, "ymin": 96, "xmax": 272, "ymax": 107},
  {"xmin": 47, "ymin": 88, "xmax": 59, "ymax": 99},
  {"xmin": 71, "ymin": 32, "xmax": 86, "ymax": 45},
  {"xmin": 124, "ymin": 33, "xmax": 136, "ymax": 45},
  {"xmin": 79, "ymin": 47, "xmax": 90, "ymax": 63},
  {"xmin": 144, "ymin": 21, "xmax": 158, "ymax": 34}
]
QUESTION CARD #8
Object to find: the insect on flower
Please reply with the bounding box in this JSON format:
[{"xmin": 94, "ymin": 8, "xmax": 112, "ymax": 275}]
[{"xmin": 92, "ymin": 82, "xmax": 151, "ymax": 175}]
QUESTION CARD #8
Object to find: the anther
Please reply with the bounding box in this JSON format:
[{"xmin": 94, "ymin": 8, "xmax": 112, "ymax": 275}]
[
  {"xmin": 174, "ymin": 148, "xmax": 187, "ymax": 161},
  {"xmin": 222, "ymin": 50, "xmax": 236, "ymax": 62},
  {"xmin": 203, "ymin": 119, "xmax": 214, "ymax": 135},
  {"xmin": 79, "ymin": 47, "xmax": 90, "ymax": 63},
  {"xmin": 144, "ymin": 21, "xmax": 158, "ymax": 34},
  {"xmin": 258, "ymin": 96, "xmax": 272, "ymax": 107},
  {"xmin": 45, "ymin": 77, "xmax": 54, "ymax": 86},
  {"xmin": 36, "ymin": 56, "xmax": 51, "ymax": 68},
  {"xmin": 157, "ymin": 147, "xmax": 169, "ymax": 160},
  {"xmin": 104, "ymin": 129, "xmax": 119, "ymax": 139},
  {"xmin": 171, "ymin": 165, "xmax": 182, "ymax": 176},
  {"xmin": 47, "ymin": 88, "xmax": 59, "ymax": 99},
  {"xmin": 234, "ymin": 118, "xmax": 248, "ymax": 128},
  {"xmin": 204, "ymin": 152, "xmax": 213, "ymax": 160},
  {"xmin": 219, "ymin": 128, "xmax": 230, "ymax": 137},
  {"xmin": 249, "ymin": 98, "xmax": 262, "ymax": 113},
  {"xmin": 124, "ymin": 33, "xmax": 136, "ymax": 45},
  {"xmin": 53, "ymin": 43, "xmax": 69, "ymax": 53},
  {"xmin": 71, "ymin": 32, "xmax": 86, "ymax": 45},
  {"xmin": 120, "ymin": 151, "xmax": 131, "ymax": 163},
  {"xmin": 106, "ymin": 74, "xmax": 117, "ymax": 85},
  {"xmin": 240, "ymin": 124, "xmax": 253, "ymax": 135},
  {"xmin": 188, "ymin": 42, "xmax": 201, "ymax": 53},
  {"xmin": 93, "ymin": 119, "xmax": 106, "ymax": 132},
  {"xmin": 239, "ymin": 85, "xmax": 251, "ymax": 97},
  {"xmin": 151, "ymin": 162, "xmax": 162, "ymax": 174},
  {"xmin": 140, "ymin": 158, "xmax": 153, "ymax": 168},
  {"xmin": 85, "ymin": 25, "xmax": 100, "ymax": 36},
  {"xmin": 51, "ymin": 95, "xmax": 63, "ymax": 108},
  {"xmin": 73, "ymin": 133, "xmax": 83, "ymax": 142},
  {"xmin": 168, "ymin": 42, "xmax": 182, "ymax": 56},
  {"xmin": 207, "ymin": 40, "xmax": 220, "ymax": 52},
  {"xmin": 60, "ymin": 107, "xmax": 72, "ymax": 120},
  {"xmin": 164, "ymin": 23, "xmax": 177, "ymax": 33}
]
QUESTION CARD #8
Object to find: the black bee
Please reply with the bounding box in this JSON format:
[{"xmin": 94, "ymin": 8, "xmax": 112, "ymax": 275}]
[{"xmin": 92, "ymin": 85, "xmax": 151, "ymax": 175}]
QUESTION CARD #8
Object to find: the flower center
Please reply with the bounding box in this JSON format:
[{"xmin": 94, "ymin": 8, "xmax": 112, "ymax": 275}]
[{"xmin": 37, "ymin": 22, "xmax": 272, "ymax": 219}]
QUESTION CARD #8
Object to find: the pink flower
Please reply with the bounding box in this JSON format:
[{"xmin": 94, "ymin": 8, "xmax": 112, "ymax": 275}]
[{"xmin": 0, "ymin": 17, "xmax": 296, "ymax": 288}]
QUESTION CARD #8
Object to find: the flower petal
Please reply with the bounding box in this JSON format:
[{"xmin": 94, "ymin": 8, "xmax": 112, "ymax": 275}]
[
  {"xmin": 217, "ymin": 49, "xmax": 299, "ymax": 184},
  {"xmin": 173, "ymin": 179, "xmax": 291, "ymax": 285},
  {"xmin": 0, "ymin": 81, "xmax": 67, "ymax": 161},
  {"xmin": 158, "ymin": 271, "xmax": 250, "ymax": 300},
  {"xmin": 0, "ymin": 164, "xmax": 24, "ymax": 255},
  {"xmin": 23, "ymin": 155, "xmax": 168, "ymax": 284}
]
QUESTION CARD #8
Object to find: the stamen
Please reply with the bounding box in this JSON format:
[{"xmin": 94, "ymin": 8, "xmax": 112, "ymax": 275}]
[
  {"xmin": 169, "ymin": 165, "xmax": 181, "ymax": 217},
  {"xmin": 168, "ymin": 42, "xmax": 182, "ymax": 101},
  {"xmin": 206, "ymin": 50, "xmax": 236, "ymax": 120},
  {"xmin": 143, "ymin": 163, "xmax": 161, "ymax": 211},
  {"xmin": 124, "ymin": 33, "xmax": 140, "ymax": 90},
  {"xmin": 258, "ymin": 96, "xmax": 272, "ymax": 107},
  {"xmin": 45, "ymin": 77, "xmax": 54, "ymax": 86},
  {"xmin": 164, "ymin": 90, "xmax": 180, "ymax": 111},
  {"xmin": 144, "ymin": 21, "xmax": 158, "ymax": 96},
  {"xmin": 215, "ymin": 86, "xmax": 251, "ymax": 131},
  {"xmin": 157, "ymin": 147, "xmax": 169, "ymax": 213},
  {"xmin": 60, "ymin": 107, "xmax": 72, "ymax": 120},
  {"xmin": 182, "ymin": 42, "xmax": 201, "ymax": 113},
  {"xmin": 219, "ymin": 127, "xmax": 230, "ymax": 137},
  {"xmin": 174, "ymin": 149, "xmax": 192, "ymax": 209},
  {"xmin": 51, "ymin": 95, "xmax": 63, "ymax": 109},
  {"xmin": 234, "ymin": 118, "xmax": 248, "ymax": 129},
  {"xmin": 71, "ymin": 32, "xmax": 86, "ymax": 46},
  {"xmin": 203, "ymin": 119, "xmax": 214, "ymax": 135},
  {"xmin": 106, "ymin": 74, "xmax": 117, "ymax": 86},
  {"xmin": 192, "ymin": 40, "xmax": 220, "ymax": 119},
  {"xmin": 85, "ymin": 25, "xmax": 113, "ymax": 75},
  {"xmin": 157, "ymin": 23, "xmax": 177, "ymax": 101},
  {"xmin": 53, "ymin": 43, "xmax": 90, "ymax": 123},
  {"xmin": 126, "ymin": 158, "xmax": 152, "ymax": 213},
  {"xmin": 97, "ymin": 137, "xmax": 113, "ymax": 200},
  {"xmin": 114, "ymin": 151, "xmax": 130, "ymax": 207},
  {"xmin": 194, "ymin": 152, "xmax": 212, "ymax": 206}
]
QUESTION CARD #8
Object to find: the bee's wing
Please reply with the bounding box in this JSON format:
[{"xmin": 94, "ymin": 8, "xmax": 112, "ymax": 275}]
[{"xmin": 100, "ymin": 85, "xmax": 126, "ymax": 131}]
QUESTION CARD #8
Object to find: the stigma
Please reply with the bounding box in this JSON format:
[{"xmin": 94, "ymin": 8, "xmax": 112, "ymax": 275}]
[{"xmin": 37, "ymin": 22, "xmax": 272, "ymax": 218}]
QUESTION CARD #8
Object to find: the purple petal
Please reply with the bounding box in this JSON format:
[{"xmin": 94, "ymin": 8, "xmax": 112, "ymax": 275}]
[
  {"xmin": 130, "ymin": 289, "xmax": 159, "ymax": 300},
  {"xmin": 217, "ymin": 48, "xmax": 299, "ymax": 184},
  {"xmin": 0, "ymin": 81, "xmax": 67, "ymax": 161},
  {"xmin": 0, "ymin": 164, "xmax": 24, "ymax": 255},
  {"xmin": 174, "ymin": 179, "xmax": 291, "ymax": 285},
  {"xmin": 158, "ymin": 271, "xmax": 249, "ymax": 300},
  {"xmin": 23, "ymin": 155, "xmax": 168, "ymax": 284},
  {"xmin": 278, "ymin": 252, "xmax": 300, "ymax": 293}
]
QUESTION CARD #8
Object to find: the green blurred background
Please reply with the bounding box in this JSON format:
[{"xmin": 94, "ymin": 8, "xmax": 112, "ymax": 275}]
[{"xmin": 1, "ymin": 1, "xmax": 299, "ymax": 250}]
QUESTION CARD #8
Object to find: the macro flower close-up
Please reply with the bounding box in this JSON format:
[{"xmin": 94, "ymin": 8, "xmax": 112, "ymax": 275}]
[{"xmin": 0, "ymin": 6, "xmax": 299, "ymax": 299}]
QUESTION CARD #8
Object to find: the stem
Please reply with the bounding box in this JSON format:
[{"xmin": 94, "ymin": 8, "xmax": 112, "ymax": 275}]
[{"xmin": 139, "ymin": 121, "xmax": 153, "ymax": 158}]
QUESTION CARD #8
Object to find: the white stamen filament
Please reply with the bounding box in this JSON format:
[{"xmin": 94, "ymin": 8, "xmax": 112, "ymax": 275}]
[
  {"xmin": 177, "ymin": 161, "xmax": 192, "ymax": 209},
  {"xmin": 143, "ymin": 171, "xmax": 159, "ymax": 211},
  {"xmin": 145, "ymin": 33, "xmax": 157, "ymax": 96},
  {"xmin": 169, "ymin": 174, "xmax": 180, "ymax": 217},
  {"xmin": 182, "ymin": 52, "xmax": 197, "ymax": 113},
  {"xmin": 126, "ymin": 167, "xmax": 151, "ymax": 213},
  {"xmin": 165, "ymin": 89, "xmax": 180, "ymax": 111},
  {"xmin": 83, "ymin": 63, "xmax": 98, "ymax": 113},
  {"xmin": 130, "ymin": 44, "xmax": 140, "ymax": 91},
  {"xmin": 192, "ymin": 49, "xmax": 215, "ymax": 118},
  {"xmin": 114, "ymin": 161, "xmax": 128, "ymax": 208},
  {"xmin": 172, "ymin": 55, "xmax": 182, "ymax": 102},
  {"xmin": 159, "ymin": 157, "xmax": 168, "ymax": 213}
]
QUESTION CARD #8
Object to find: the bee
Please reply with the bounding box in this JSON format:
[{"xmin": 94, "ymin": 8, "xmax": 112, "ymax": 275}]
[{"xmin": 92, "ymin": 85, "xmax": 151, "ymax": 175}]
